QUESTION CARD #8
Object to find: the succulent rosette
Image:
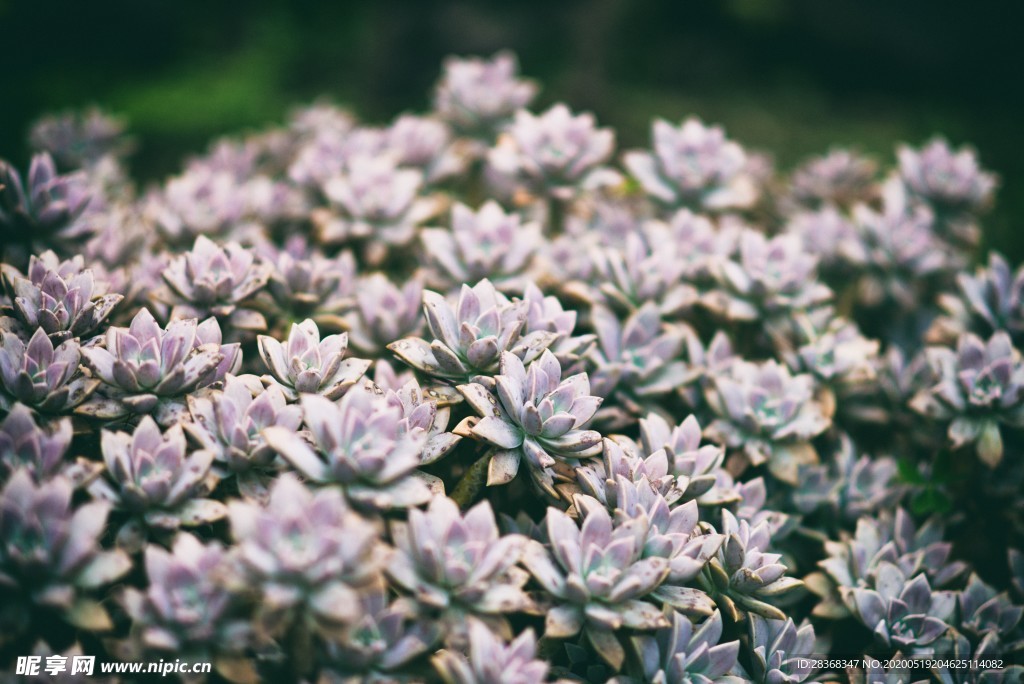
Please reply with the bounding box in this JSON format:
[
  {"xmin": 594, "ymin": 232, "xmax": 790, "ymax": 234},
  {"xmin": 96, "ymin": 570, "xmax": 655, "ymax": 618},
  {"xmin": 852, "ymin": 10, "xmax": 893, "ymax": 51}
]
[
  {"xmin": 745, "ymin": 615, "xmax": 817, "ymax": 684},
  {"xmin": 696, "ymin": 510, "xmax": 802, "ymax": 622},
  {"xmin": 432, "ymin": 51, "xmax": 538, "ymax": 141},
  {"xmin": 320, "ymin": 578, "xmax": 440, "ymax": 682},
  {"xmin": 314, "ymin": 154, "xmax": 439, "ymax": 259},
  {"xmin": 265, "ymin": 391, "xmax": 440, "ymax": 511},
  {"xmin": 930, "ymin": 252, "xmax": 1024, "ymax": 347},
  {"xmin": 459, "ymin": 350, "xmax": 602, "ymax": 498},
  {"xmin": 587, "ymin": 304, "xmax": 702, "ymax": 427},
  {"xmin": 521, "ymin": 494, "xmax": 708, "ymax": 670},
  {"xmin": 845, "ymin": 561, "xmax": 955, "ymax": 651},
  {"xmin": 78, "ymin": 308, "xmax": 240, "ymax": 425},
  {"xmin": 703, "ymin": 230, "xmax": 832, "ymax": 326},
  {"xmin": 898, "ymin": 138, "xmax": 996, "ymax": 215},
  {"xmin": 88, "ymin": 417, "xmax": 225, "ymax": 551},
  {"xmin": 0, "ymin": 470, "xmax": 132, "ymax": 639},
  {"xmin": 260, "ymin": 236, "xmax": 357, "ymax": 331},
  {"xmin": 226, "ymin": 473, "xmax": 388, "ymax": 637},
  {"xmin": 0, "ymin": 327, "xmax": 98, "ymax": 414},
  {"xmin": 386, "ymin": 113, "xmax": 469, "ymax": 185},
  {"xmin": 421, "ymin": 201, "xmax": 541, "ymax": 290},
  {"xmin": 388, "ymin": 279, "xmax": 558, "ymax": 385},
  {"xmin": 118, "ymin": 533, "xmax": 251, "ymax": 666},
  {"xmin": 257, "ymin": 318, "xmax": 371, "ymax": 401},
  {"xmin": 911, "ymin": 331, "xmax": 1024, "ymax": 467},
  {"xmin": 521, "ymin": 281, "xmax": 596, "ymax": 376},
  {"xmin": 623, "ymin": 117, "xmax": 756, "ymax": 211},
  {"xmin": 433, "ymin": 619, "xmax": 549, "ymax": 684},
  {"xmin": 185, "ymin": 373, "xmax": 302, "ymax": 501},
  {"xmin": 342, "ymin": 273, "xmax": 424, "ymax": 355},
  {"xmin": 0, "ymin": 153, "xmax": 96, "ymax": 264},
  {"xmin": 159, "ymin": 235, "xmax": 271, "ymax": 333},
  {"xmin": 486, "ymin": 104, "xmax": 617, "ymax": 202},
  {"xmin": 789, "ymin": 148, "xmax": 878, "ymax": 208},
  {"xmin": 637, "ymin": 413, "xmax": 736, "ymax": 507},
  {"xmin": 704, "ymin": 359, "xmax": 830, "ymax": 484},
  {"xmin": 383, "ymin": 375, "xmax": 462, "ymax": 465},
  {"xmin": 0, "ymin": 403, "xmax": 101, "ymax": 487},
  {"xmin": 1, "ymin": 250, "xmax": 122, "ymax": 342},
  {"xmin": 611, "ymin": 609, "xmax": 744, "ymax": 684},
  {"xmin": 30, "ymin": 107, "xmax": 131, "ymax": 170},
  {"xmin": 387, "ymin": 497, "xmax": 532, "ymax": 645}
]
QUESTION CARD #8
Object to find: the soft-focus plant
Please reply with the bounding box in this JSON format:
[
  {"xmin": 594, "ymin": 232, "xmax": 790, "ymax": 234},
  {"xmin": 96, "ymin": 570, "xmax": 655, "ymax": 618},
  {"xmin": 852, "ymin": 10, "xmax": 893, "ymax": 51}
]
[
  {"xmin": 911, "ymin": 331, "xmax": 1024, "ymax": 466},
  {"xmin": 624, "ymin": 117, "xmax": 756, "ymax": 211},
  {"xmin": 89, "ymin": 417, "xmax": 225, "ymax": 552},
  {"xmin": 433, "ymin": 51, "xmax": 538, "ymax": 141},
  {"xmin": 0, "ymin": 471, "xmax": 132, "ymax": 640},
  {"xmin": 0, "ymin": 327, "xmax": 98, "ymax": 414}
]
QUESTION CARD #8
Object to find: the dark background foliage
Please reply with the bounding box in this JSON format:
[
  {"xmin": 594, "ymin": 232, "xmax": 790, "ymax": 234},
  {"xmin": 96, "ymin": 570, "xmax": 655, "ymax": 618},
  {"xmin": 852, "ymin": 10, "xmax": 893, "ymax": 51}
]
[{"xmin": 2, "ymin": 0, "xmax": 1022, "ymax": 256}]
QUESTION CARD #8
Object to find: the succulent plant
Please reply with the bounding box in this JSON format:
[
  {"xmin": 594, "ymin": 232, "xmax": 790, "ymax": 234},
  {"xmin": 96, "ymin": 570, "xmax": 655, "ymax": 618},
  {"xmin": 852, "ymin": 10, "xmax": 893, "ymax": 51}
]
[
  {"xmin": 788, "ymin": 148, "xmax": 878, "ymax": 208},
  {"xmin": 342, "ymin": 273, "xmax": 424, "ymax": 355},
  {"xmin": 746, "ymin": 615, "xmax": 817, "ymax": 684},
  {"xmin": 320, "ymin": 578, "xmax": 439, "ymax": 681},
  {"xmin": 790, "ymin": 436, "xmax": 904, "ymax": 522},
  {"xmin": 930, "ymin": 252, "xmax": 1024, "ymax": 347},
  {"xmin": 698, "ymin": 510, "xmax": 802, "ymax": 622},
  {"xmin": 159, "ymin": 235, "xmax": 271, "ymax": 333},
  {"xmin": 266, "ymin": 391, "xmax": 441, "ymax": 511},
  {"xmin": 703, "ymin": 230, "xmax": 832, "ymax": 325},
  {"xmin": 119, "ymin": 533, "xmax": 250, "ymax": 659},
  {"xmin": 486, "ymin": 103, "xmax": 616, "ymax": 202},
  {"xmin": 185, "ymin": 373, "xmax": 302, "ymax": 501},
  {"xmin": 257, "ymin": 319, "xmax": 371, "ymax": 401},
  {"xmin": 578, "ymin": 231, "xmax": 694, "ymax": 318},
  {"xmin": 78, "ymin": 308, "xmax": 240, "ymax": 425},
  {"xmin": 519, "ymin": 282, "xmax": 596, "ymax": 376},
  {"xmin": 432, "ymin": 51, "xmax": 538, "ymax": 140},
  {"xmin": 314, "ymin": 154, "xmax": 438, "ymax": 256},
  {"xmin": 637, "ymin": 414, "xmax": 735, "ymax": 506},
  {"xmin": 388, "ymin": 279, "xmax": 558, "ymax": 385},
  {"xmin": 0, "ymin": 153, "xmax": 96, "ymax": 263},
  {"xmin": 587, "ymin": 304, "xmax": 702, "ymax": 427},
  {"xmin": 1, "ymin": 251, "xmax": 123, "ymax": 342},
  {"xmin": 227, "ymin": 473, "xmax": 388, "ymax": 638},
  {"xmin": 623, "ymin": 117, "xmax": 756, "ymax": 211},
  {"xmin": 521, "ymin": 494, "xmax": 709, "ymax": 670},
  {"xmin": 956, "ymin": 573, "xmax": 1023, "ymax": 640},
  {"xmin": 433, "ymin": 619, "xmax": 549, "ymax": 684},
  {"xmin": 846, "ymin": 561, "xmax": 955, "ymax": 651},
  {"xmin": 388, "ymin": 497, "xmax": 532, "ymax": 646},
  {"xmin": 458, "ymin": 350, "xmax": 602, "ymax": 497},
  {"xmin": 813, "ymin": 509, "xmax": 968, "ymax": 620},
  {"xmin": 260, "ymin": 236, "xmax": 357, "ymax": 331},
  {"xmin": 387, "ymin": 114, "xmax": 468, "ymax": 185},
  {"xmin": 844, "ymin": 178, "xmax": 951, "ymax": 308},
  {"xmin": 898, "ymin": 138, "xmax": 996, "ymax": 215},
  {"xmin": 30, "ymin": 107, "xmax": 132, "ymax": 170},
  {"xmin": 0, "ymin": 328, "xmax": 98, "ymax": 414},
  {"xmin": 784, "ymin": 205, "xmax": 861, "ymax": 268},
  {"xmin": 704, "ymin": 359, "xmax": 830, "ymax": 485},
  {"xmin": 789, "ymin": 316, "xmax": 879, "ymax": 395},
  {"xmin": 0, "ymin": 403, "xmax": 100, "ymax": 487},
  {"xmin": 421, "ymin": 201, "xmax": 541, "ymax": 290},
  {"xmin": 381, "ymin": 375, "xmax": 462, "ymax": 465},
  {"xmin": 88, "ymin": 417, "xmax": 224, "ymax": 551},
  {"xmin": 612, "ymin": 480, "xmax": 724, "ymax": 589},
  {"xmin": 613, "ymin": 609, "xmax": 744, "ymax": 684},
  {"xmin": 911, "ymin": 331, "xmax": 1024, "ymax": 467},
  {"xmin": 0, "ymin": 470, "xmax": 131, "ymax": 638}
]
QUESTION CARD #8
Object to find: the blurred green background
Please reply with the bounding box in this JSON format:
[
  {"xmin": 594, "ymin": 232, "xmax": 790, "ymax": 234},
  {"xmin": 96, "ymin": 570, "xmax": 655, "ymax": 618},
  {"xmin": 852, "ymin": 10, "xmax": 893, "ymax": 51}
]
[{"xmin": 2, "ymin": 0, "xmax": 1022, "ymax": 258}]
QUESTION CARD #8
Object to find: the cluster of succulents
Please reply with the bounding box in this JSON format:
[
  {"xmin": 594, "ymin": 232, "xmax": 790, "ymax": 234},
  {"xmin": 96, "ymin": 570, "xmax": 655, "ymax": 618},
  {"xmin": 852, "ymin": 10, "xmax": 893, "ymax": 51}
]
[{"xmin": 0, "ymin": 51, "xmax": 1022, "ymax": 683}]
